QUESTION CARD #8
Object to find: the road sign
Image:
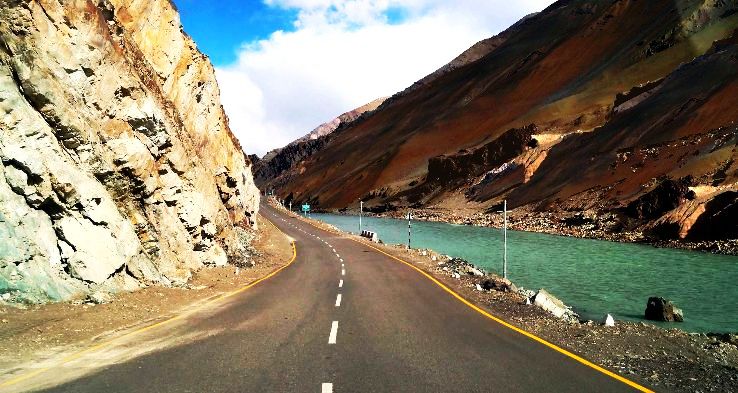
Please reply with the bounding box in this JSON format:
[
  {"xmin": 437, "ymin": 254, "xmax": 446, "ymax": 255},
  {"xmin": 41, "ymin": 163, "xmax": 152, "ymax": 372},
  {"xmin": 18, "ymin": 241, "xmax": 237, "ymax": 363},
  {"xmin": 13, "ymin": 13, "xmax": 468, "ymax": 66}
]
[{"xmin": 301, "ymin": 204, "xmax": 311, "ymax": 212}]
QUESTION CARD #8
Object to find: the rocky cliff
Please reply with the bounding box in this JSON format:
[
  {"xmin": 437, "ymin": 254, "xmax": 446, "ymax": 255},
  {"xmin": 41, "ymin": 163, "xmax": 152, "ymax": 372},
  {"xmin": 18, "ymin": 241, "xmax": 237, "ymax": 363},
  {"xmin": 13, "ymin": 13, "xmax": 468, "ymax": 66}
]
[
  {"xmin": 0, "ymin": 0, "xmax": 259, "ymax": 303},
  {"xmin": 262, "ymin": 0, "xmax": 738, "ymax": 244}
]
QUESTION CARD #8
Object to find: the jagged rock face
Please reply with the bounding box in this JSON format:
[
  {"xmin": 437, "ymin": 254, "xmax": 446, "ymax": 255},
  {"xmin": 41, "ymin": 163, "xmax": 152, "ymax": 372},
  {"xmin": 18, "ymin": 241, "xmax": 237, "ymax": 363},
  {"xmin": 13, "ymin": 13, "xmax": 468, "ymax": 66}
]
[{"xmin": 0, "ymin": 0, "xmax": 259, "ymax": 303}]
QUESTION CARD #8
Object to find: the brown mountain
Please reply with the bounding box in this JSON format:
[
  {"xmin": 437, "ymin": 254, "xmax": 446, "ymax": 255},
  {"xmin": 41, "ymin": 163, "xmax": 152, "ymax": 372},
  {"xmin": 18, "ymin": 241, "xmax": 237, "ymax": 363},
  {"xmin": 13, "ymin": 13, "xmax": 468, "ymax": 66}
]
[
  {"xmin": 254, "ymin": 97, "xmax": 386, "ymax": 188},
  {"xmin": 263, "ymin": 0, "xmax": 738, "ymax": 242}
]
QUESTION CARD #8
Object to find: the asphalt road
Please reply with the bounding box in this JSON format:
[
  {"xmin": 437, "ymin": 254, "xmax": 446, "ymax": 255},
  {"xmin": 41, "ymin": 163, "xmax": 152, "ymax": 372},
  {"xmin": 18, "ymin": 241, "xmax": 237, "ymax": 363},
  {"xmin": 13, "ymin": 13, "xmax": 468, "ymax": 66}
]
[{"xmin": 34, "ymin": 203, "xmax": 649, "ymax": 392}]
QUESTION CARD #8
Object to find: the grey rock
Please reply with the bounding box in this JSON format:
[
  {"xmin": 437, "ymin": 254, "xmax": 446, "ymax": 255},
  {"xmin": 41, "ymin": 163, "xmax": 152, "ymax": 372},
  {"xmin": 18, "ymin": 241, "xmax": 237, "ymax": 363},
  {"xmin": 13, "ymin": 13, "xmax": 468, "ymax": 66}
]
[
  {"xmin": 87, "ymin": 291, "xmax": 114, "ymax": 304},
  {"xmin": 533, "ymin": 289, "xmax": 579, "ymax": 321}
]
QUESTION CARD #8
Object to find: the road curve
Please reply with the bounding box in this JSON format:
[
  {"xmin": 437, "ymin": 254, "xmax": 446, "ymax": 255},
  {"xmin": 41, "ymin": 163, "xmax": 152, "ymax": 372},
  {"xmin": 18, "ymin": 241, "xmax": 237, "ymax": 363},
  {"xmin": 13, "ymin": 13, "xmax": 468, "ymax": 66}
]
[{"xmin": 31, "ymin": 203, "xmax": 650, "ymax": 393}]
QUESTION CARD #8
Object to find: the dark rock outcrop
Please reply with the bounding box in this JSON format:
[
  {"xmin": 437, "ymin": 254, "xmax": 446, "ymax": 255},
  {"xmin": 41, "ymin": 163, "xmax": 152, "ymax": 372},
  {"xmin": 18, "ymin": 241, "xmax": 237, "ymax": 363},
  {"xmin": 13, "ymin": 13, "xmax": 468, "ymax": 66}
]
[
  {"xmin": 426, "ymin": 125, "xmax": 537, "ymax": 186},
  {"xmin": 481, "ymin": 277, "xmax": 518, "ymax": 293},
  {"xmin": 687, "ymin": 191, "xmax": 738, "ymax": 240},
  {"xmin": 625, "ymin": 178, "xmax": 695, "ymax": 220},
  {"xmin": 645, "ymin": 297, "xmax": 684, "ymax": 322}
]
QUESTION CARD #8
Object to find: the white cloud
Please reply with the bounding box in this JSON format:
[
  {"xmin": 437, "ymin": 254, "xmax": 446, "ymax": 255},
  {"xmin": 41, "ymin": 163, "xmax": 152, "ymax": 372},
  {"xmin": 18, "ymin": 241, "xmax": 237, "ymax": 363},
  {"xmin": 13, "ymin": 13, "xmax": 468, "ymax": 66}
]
[{"xmin": 217, "ymin": 0, "xmax": 555, "ymax": 156}]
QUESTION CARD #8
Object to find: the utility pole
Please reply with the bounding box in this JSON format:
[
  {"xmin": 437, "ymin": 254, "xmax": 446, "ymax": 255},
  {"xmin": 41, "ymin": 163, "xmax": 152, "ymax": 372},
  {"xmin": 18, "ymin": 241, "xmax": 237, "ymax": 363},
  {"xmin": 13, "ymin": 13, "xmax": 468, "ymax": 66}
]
[{"xmin": 359, "ymin": 201, "xmax": 363, "ymax": 233}]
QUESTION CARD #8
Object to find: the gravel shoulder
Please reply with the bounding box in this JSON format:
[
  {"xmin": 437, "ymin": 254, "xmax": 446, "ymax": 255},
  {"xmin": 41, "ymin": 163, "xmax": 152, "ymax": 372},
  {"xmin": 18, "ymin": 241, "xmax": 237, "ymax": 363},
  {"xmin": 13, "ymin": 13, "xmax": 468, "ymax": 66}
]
[
  {"xmin": 292, "ymin": 206, "xmax": 738, "ymax": 393},
  {"xmin": 0, "ymin": 214, "xmax": 293, "ymax": 372}
]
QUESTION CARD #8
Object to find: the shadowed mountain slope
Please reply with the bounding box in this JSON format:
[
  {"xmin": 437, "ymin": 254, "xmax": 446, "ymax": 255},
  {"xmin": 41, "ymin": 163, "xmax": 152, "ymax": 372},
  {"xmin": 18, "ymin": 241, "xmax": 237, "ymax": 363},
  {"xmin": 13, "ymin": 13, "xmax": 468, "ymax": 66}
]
[{"xmin": 262, "ymin": 0, "xmax": 738, "ymax": 241}]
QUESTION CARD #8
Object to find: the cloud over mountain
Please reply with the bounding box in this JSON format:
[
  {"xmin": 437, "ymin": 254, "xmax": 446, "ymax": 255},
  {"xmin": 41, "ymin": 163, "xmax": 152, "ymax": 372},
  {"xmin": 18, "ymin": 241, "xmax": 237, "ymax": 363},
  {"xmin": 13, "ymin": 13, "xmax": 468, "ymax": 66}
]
[{"xmin": 217, "ymin": 0, "xmax": 554, "ymax": 155}]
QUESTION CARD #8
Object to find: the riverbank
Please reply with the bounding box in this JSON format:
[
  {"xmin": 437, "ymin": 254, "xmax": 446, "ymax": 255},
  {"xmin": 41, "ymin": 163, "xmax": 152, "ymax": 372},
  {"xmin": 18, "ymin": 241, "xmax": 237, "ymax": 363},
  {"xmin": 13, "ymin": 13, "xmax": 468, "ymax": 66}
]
[
  {"xmin": 333, "ymin": 205, "xmax": 738, "ymax": 256},
  {"xmin": 0, "ymin": 214, "xmax": 293, "ymax": 372},
  {"xmin": 284, "ymin": 204, "xmax": 738, "ymax": 393}
]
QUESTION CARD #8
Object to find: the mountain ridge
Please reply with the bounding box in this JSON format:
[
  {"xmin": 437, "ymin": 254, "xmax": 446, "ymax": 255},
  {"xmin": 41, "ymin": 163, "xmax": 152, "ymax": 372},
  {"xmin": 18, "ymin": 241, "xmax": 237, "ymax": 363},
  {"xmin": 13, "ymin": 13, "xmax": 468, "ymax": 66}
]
[{"xmin": 259, "ymin": 0, "xmax": 738, "ymax": 245}]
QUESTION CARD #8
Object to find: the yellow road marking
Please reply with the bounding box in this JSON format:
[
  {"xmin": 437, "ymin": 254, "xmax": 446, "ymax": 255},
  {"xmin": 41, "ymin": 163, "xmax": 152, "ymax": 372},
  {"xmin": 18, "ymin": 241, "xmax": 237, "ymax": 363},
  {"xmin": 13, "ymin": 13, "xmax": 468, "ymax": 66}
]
[
  {"xmin": 0, "ymin": 215, "xmax": 297, "ymax": 389},
  {"xmin": 296, "ymin": 211, "xmax": 653, "ymax": 393}
]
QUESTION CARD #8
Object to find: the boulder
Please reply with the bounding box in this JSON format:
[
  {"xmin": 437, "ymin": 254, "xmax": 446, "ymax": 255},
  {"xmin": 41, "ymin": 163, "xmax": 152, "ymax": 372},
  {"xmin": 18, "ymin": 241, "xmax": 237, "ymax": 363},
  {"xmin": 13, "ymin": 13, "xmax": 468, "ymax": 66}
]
[
  {"xmin": 603, "ymin": 314, "xmax": 615, "ymax": 327},
  {"xmin": 481, "ymin": 277, "xmax": 518, "ymax": 293},
  {"xmin": 465, "ymin": 266, "xmax": 485, "ymax": 277},
  {"xmin": 645, "ymin": 297, "xmax": 684, "ymax": 322},
  {"xmin": 86, "ymin": 291, "xmax": 113, "ymax": 304},
  {"xmin": 533, "ymin": 289, "xmax": 578, "ymax": 321}
]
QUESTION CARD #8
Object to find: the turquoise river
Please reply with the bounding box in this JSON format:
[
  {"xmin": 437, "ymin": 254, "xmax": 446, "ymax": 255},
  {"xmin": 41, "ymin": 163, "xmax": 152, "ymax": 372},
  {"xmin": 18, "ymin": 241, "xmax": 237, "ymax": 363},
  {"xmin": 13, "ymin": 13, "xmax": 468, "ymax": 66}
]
[{"xmin": 312, "ymin": 213, "xmax": 738, "ymax": 333}]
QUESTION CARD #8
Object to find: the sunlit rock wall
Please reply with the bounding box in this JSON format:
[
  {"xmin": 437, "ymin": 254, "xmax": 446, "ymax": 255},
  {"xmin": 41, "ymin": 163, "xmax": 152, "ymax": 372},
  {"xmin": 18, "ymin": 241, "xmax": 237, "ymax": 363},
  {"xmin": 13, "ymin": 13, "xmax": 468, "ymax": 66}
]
[{"xmin": 0, "ymin": 0, "xmax": 259, "ymax": 303}]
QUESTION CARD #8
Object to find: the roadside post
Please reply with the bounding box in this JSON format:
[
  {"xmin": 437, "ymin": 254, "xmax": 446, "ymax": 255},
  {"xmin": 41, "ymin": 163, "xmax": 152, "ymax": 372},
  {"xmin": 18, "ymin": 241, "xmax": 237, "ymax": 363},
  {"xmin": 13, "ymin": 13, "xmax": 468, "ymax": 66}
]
[
  {"xmin": 359, "ymin": 201, "xmax": 363, "ymax": 234},
  {"xmin": 407, "ymin": 210, "xmax": 412, "ymax": 249},
  {"xmin": 289, "ymin": 201, "xmax": 292, "ymax": 212},
  {"xmin": 503, "ymin": 199, "xmax": 508, "ymax": 279},
  {"xmin": 497, "ymin": 200, "xmax": 508, "ymax": 279}
]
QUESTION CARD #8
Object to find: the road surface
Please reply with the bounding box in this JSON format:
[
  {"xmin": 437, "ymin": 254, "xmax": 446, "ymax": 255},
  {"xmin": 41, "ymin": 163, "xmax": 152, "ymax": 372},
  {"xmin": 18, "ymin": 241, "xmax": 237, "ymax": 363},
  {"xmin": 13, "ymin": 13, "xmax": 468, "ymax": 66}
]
[{"xmin": 14, "ymin": 203, "xmax": 649, "ymax": 392}]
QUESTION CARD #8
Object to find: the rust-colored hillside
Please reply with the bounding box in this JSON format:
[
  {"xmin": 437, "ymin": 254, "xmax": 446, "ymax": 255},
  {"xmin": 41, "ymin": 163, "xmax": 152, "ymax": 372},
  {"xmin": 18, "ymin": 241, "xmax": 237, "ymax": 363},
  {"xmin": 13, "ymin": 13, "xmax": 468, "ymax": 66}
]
[{"xmin": 263, "ymin": 0, "xmax": 738, "ymax": 242}]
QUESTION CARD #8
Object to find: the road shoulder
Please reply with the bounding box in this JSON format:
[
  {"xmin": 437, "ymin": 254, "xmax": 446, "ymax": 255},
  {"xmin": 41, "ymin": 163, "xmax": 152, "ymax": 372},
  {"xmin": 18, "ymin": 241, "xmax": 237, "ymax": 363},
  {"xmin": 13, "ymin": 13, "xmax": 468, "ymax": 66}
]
[{"xmin": 0, "ymin": 214, "xmax": 293, "ymax": 374}]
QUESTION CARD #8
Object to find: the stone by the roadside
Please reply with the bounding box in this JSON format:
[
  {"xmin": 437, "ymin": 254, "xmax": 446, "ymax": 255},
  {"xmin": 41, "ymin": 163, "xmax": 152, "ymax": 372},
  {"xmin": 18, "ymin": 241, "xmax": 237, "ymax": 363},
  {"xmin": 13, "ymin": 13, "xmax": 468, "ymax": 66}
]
[
  {"xmin": 481, "ymin": 277, "xmax": 518, "ymax": 293},
  {"xmin": 86, "ymin": 291, "xmax": 113, "ymax": 304},
  {"xmin": 533, "ymin": 289, "xmax": 577, "ymax": 321},
  {"xmin": 707, "ymin": 333, "xmax": 738, "ymax": 347},
  {"xmin": 466, "ymin": 267, "xmax": 485, "ymax": 277},
  {"xmin": 518, "ymin": 288, "xmax": 536, "ymax": 299},
  {"xmin": 645, "ymin": 297, "xmax": 684, "ymax": 322},
  {"xmin": 603, "ymin": 314, "xmax": 615, "ymax": 327}
]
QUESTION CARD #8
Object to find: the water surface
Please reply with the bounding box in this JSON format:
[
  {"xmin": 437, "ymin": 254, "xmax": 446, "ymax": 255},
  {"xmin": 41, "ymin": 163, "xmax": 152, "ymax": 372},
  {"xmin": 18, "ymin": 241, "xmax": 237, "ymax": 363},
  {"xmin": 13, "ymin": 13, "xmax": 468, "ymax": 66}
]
[{"xmin": 313, "ymin": 213, "xmax": 738, "ymax": 333}]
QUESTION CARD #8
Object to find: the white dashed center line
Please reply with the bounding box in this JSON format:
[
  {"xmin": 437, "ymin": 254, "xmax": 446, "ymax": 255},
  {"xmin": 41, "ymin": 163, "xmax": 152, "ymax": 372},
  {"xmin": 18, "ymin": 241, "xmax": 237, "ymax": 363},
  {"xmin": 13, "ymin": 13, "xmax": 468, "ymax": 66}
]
[
  {"xmin": 328, "ymin": 321, "xmax": 339, "ymax": 344},
  {"xmin": 341, "ymin": 268, "xmax": 345, "ymax": 276},
  {"xmin": 322, "ymin": 383, "xmax": 333, "ymax": 393},
  {"xmin": 339, "ymin": 279, "xmax": 343, "ymax": 288},
  {"xmin": 335, "ymin": 294, "xmax": 342, "ymax": 307}
]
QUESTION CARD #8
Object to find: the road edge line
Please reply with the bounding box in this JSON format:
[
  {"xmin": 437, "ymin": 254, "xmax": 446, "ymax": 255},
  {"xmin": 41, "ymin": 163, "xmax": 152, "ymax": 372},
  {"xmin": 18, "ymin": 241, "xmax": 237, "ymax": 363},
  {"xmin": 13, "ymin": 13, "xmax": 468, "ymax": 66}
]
[
  {"xmin": 0, "ymin": 214, "xmax": 297, "ymax": 389},
  {"xmin": 295, "ymin": 213, "xmax": 653, "ymax": 393}
]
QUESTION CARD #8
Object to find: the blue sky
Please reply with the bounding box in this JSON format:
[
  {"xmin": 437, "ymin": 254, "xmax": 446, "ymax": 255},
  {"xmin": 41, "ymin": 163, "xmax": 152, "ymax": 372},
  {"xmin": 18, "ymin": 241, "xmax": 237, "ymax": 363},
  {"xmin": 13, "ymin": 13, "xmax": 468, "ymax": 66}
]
[
  {"xmin": 175, "ymin": 0, "xmax": 297, "ymax": 66},
  {"xmin": 173, "ymin": 0, "xmax": 555, "ymax": 156}
]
